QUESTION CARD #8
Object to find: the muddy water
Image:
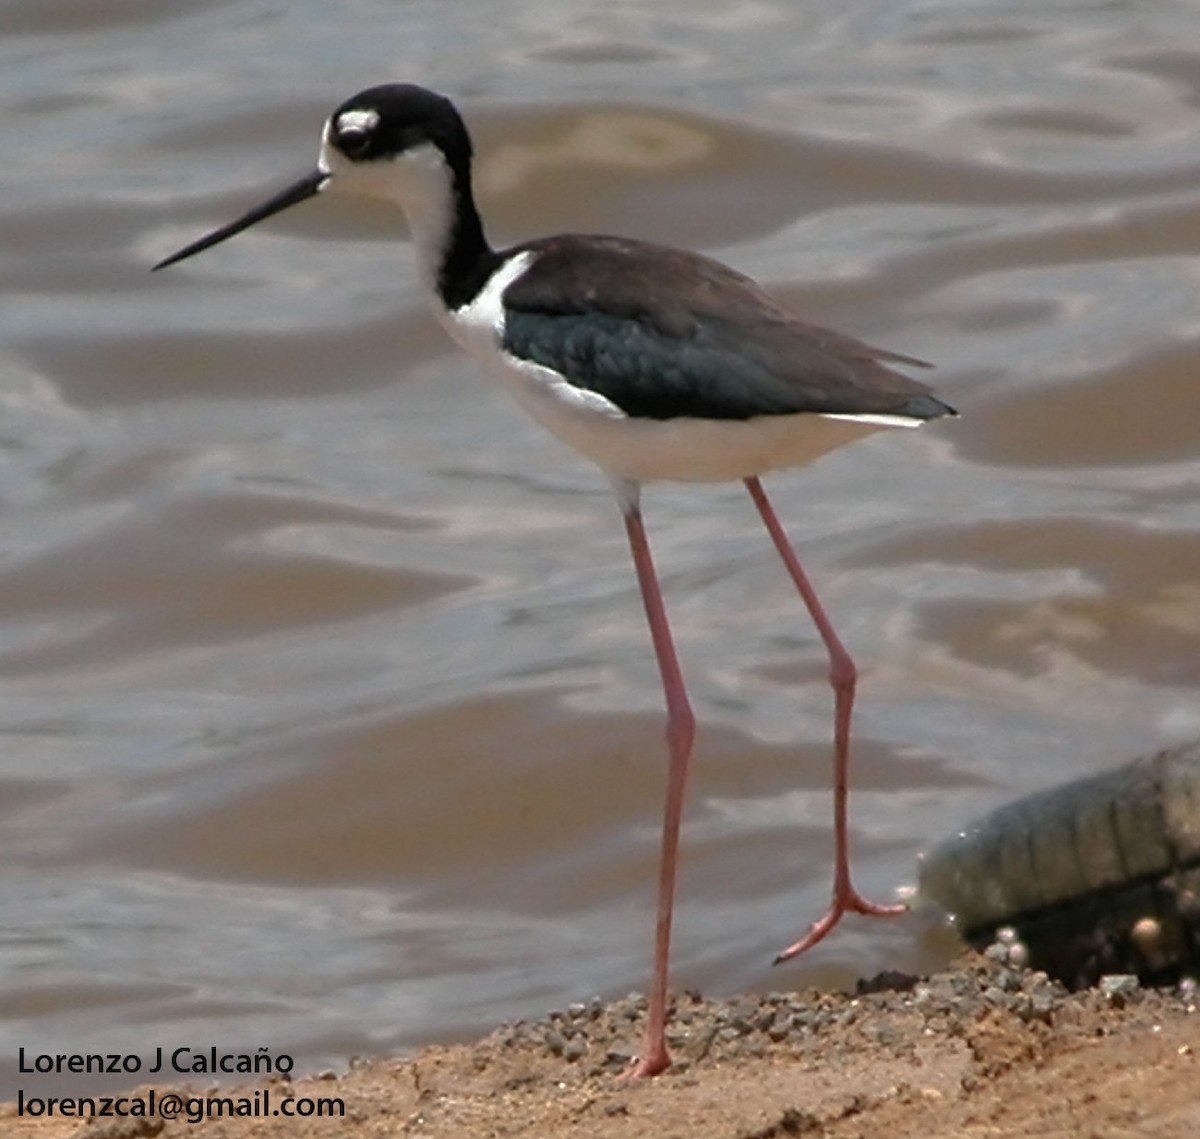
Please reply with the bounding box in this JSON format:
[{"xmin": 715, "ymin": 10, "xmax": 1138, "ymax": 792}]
[{"xmin": 3, "ymin": 0, "xmax": 1200, "ymax": 1098}]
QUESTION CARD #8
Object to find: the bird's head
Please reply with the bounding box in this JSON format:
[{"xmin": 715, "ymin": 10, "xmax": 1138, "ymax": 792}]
[{"xmin": 154, "ymin": 83, "xmax": 470, "ymax": 270}]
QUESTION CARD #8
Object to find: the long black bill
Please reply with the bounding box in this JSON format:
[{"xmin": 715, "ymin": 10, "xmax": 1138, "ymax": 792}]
[{"xmin": 153, "ymin": 168, "xmax": 329, "ymax": 271}]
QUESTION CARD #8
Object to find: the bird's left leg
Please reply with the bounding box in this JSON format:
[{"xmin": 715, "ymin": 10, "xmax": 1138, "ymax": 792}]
[{"xmin": 743, "ymin": 476, "xmax": 905, "ymax": 963}]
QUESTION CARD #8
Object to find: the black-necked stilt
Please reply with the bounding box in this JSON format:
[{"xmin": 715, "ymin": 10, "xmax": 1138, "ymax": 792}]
[{"xmin": 154, "ymin": 83, "xmax": 956, "ymax": 1078}]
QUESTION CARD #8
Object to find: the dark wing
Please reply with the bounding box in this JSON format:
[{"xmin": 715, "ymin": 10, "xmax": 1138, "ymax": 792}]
[{"xmin": 500, "ymin": 234, "xmax": 953, "ymax": 423}]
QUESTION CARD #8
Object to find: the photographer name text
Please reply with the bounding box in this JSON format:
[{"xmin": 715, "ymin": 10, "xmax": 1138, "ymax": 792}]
[{"xmin": 19, "ymin": 1045, "xmax": 294, "ymax": 1076}]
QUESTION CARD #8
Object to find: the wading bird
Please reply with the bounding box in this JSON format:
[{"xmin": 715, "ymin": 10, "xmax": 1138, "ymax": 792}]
[{"xmin": 154, "ymin": 83, "xmax": 955, "ymax": 1077}]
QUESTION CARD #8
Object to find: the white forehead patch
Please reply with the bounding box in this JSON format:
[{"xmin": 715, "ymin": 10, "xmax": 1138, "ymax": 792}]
[{"xmin": 336, "ymin": 108, "xmax": 380, "ymax": 135}]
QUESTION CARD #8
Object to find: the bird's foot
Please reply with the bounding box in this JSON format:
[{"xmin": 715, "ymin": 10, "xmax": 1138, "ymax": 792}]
[
  {"xmin": 622, "ymin": 1046, "xmax": 671, "ymax": 1080},
  {"xmin": 773, "ymin": 888, "xmax": 906, "ymax": 964}
]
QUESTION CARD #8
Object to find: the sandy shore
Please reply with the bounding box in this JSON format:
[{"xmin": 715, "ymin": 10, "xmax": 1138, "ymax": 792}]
[{"xmin": 5, "ymin": 952, "xmax": 1198, "ymax": 1138}]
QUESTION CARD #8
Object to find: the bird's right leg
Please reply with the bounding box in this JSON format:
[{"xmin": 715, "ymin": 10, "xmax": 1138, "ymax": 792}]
[{"xmin": 620, "ymin": 491, "xmax": 696, "ymax": 1078}]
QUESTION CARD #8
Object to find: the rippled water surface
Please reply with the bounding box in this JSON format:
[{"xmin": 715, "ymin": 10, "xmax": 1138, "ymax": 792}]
[{"xmin": 3, "ymin": 0, "xmax": 1200, "ymax": 1098}]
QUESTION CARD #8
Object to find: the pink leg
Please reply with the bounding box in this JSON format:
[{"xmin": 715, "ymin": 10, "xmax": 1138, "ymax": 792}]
[
  {"xmin": 744, "ymin": 476, "xmax": 905, "ymax": 963},
  {"xmin": 622, "ymin": 501, "xmax": 696, "ymax": 1078}
]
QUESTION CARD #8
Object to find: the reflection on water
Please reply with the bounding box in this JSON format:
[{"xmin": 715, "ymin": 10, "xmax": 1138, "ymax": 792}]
[{"xmin": 2, "ymin": 0, "xmax": 1200, "ymax": 1099}]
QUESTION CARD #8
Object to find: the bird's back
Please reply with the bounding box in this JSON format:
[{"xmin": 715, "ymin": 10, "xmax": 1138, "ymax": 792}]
[{"xmin": 498, "ymin": 233, "xmax": 952, "ymax": 424}]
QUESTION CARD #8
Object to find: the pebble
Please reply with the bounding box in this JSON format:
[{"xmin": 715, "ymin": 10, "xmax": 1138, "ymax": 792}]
[
  {"xmin": 1099, "ymin": 974, "xmax": 1141, "ymax": 1005},
  {"xmin": 478, "ymin": 951, "xmax": 1187, "ymax": 1075},
  {"xmin": 766, "ymin": 1013, "xmax": 793, "ymax": 1042}
]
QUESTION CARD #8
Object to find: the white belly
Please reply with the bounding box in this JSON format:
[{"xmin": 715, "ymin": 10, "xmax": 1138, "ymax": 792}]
[
  {"xmin": 467, "ymin": 335, "xmax": 898, "ymax": 481},
  {"xmin": 505, "ymin": 365, "xmax": 892, "ymax": 480}
]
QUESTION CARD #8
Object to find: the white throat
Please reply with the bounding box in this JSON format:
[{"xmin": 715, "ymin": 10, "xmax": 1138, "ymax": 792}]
[{"xmin": 319, "ymin": 136, "xmax": 459, "ymax": 305}]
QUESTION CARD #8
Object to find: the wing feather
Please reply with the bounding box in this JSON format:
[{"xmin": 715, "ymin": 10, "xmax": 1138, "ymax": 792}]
[{"xmin": 499, "ymin": 235, "xmax": 950, "ymax": 423}]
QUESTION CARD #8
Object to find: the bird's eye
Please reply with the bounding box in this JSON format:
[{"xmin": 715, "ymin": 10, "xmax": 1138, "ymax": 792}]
[
  {"xmin": 333, "ymin": 108, "xmax": 380, "ymax": 158},
  {"xmin": 336, "ymin": 125, "xmax": 372, "ymax": 158}
]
